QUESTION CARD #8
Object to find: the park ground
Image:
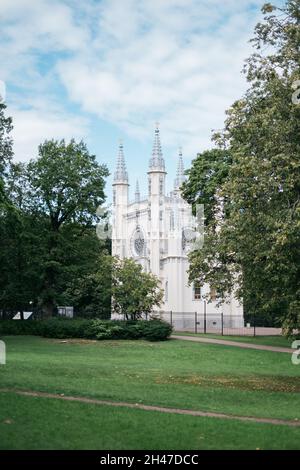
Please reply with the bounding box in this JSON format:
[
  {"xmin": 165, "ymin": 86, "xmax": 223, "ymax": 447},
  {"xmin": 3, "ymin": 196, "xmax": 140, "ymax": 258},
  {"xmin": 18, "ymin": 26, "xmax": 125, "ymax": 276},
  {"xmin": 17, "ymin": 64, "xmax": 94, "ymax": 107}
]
[
  {"xmin": 173, "ymin": 332, "xmax": 291, "ymax": 348},
  {"xmin": 0, "ymin": 335, "xmax": 299, "ymax": 450}
]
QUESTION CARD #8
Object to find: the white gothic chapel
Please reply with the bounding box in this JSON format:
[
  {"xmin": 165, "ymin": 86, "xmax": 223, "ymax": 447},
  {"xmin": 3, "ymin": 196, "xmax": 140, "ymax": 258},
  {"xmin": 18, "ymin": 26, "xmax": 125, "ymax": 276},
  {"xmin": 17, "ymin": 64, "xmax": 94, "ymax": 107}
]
[{"xmin": 112, "ymin": 125, "xmax": 243, "ymax": 327}]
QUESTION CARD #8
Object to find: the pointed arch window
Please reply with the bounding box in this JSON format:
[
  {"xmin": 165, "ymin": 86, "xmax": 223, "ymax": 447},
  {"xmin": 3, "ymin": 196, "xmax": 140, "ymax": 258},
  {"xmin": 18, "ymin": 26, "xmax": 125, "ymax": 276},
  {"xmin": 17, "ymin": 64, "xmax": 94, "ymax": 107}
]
[
  {"xmin": 193, "ymin": 283, "xmax": 201, "ymax": 300},
  {"xmin": 165, "ymin": 281, "xmax": 168, "ymax": 302},
  {"xmin": 159, "ymin": 176, "xmax": 164, "ymax": 196},
  {"xmin": 210, "ymin": 287, "xmax": 217, "ymax": 302},
  {"xmin": 170, "ymin": 210, "xmax": 174, "ymax": 230}
]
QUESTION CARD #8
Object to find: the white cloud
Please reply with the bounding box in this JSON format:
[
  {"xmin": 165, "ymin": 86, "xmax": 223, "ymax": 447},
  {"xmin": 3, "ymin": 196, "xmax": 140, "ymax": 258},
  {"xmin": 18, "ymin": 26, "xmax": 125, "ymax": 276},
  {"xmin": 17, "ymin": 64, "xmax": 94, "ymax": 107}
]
[
  {"xmin": 0, "ymin": 0, "xmax": 91, "ymax": 161},
  {"xmin": 56, "ymin": 0, "xmax": 265, "ymax": 155},
  {"xmin": 0, "ymin": 0, "xmax": 89, "ymax": 55},
  {"xmin": 10, "ymin": 104, "xmax": 89, "ymax": 162},
  {"xmin": 0, "ymin": 0, "xmax": 276, "ymax": 162},
  {"xmin": 57, "ymin": 0, "xmax": 262, "ymax": 154}
]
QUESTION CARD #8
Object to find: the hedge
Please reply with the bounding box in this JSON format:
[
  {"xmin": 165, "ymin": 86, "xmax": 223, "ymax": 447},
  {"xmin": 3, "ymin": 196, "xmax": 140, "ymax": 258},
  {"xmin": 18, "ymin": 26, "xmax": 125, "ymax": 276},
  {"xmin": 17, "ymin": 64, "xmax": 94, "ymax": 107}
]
[{"xmin": 0, "ymin": 318, "xmax": 173, "ymax": 342}]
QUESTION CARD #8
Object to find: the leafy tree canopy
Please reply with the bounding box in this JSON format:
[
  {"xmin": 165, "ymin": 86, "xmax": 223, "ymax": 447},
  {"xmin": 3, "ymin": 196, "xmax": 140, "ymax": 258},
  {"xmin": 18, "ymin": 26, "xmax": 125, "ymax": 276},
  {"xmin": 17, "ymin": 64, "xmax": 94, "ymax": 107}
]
[
  {"xmin": 1, "ymin": 138, "xmax": 110, "ymax": 317},
  {"xmin": 0, "ymin": 103, "xmax": 13, "ymax": 207},
  {"xmin": 182, "ymin": 149, "xmax": 232, "ymax": 226},
  {"xmin": 26, "ymin": 139, "xmax": 109, "ymax": 229},
  {"xmin": 112, "ymin": 257, "xmax": 163, "ymax": 320},
  {"xmin": 184, "ymin": 1, "xmax": 300, "ymax": 335}
]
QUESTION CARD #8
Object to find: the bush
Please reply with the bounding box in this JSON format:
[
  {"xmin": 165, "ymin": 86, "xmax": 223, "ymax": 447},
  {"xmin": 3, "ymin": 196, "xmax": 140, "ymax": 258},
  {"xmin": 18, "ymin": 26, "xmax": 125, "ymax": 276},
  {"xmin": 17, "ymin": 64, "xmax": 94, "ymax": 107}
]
[
  {"xmin": 0, "ymin": 318, "xmax": 173, "ymax": 342},
  {"xmin": 0, "ymin": 320, "xmax": 44, "ymax": 336},
  {"xmin": 141, "ymin": 319, "xmax": 173, "ymax": 341},
  {"xmin": 85, "ymin": 319, "xmax": 124, "ymax": 340},
  {"xmin": 41, "ymin": 318, "xmax": 91, "ymax": 339}
]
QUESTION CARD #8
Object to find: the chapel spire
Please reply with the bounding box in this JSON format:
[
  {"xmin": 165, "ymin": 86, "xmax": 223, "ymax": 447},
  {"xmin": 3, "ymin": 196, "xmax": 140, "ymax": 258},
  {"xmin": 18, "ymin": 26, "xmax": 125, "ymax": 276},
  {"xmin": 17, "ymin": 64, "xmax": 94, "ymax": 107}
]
[
  {"xmin": 135, "ymin": 180, "xmax": 140, "ymax": 203},
  {"xmin": 174, "ymin": 147, "xmax": 186, "ymax": 190},
  {"xmin": 114, "ymin": 139, "xmax": 128, "ymax": 183},
  {"xmin": 149, "ymin": 123, "xmax": 165, "ymax": 172}
]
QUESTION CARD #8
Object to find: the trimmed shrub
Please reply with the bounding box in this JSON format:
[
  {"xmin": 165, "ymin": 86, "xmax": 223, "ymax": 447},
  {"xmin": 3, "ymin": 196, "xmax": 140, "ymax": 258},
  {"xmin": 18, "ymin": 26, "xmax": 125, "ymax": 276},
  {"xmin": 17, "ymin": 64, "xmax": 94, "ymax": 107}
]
[
  {"xmin": 0, "ymin": 318, "xmax": 173, "ymax": 341},
  {"xmin": 41, "ymin": 318, "xmax": 91, "ymax": 339},
  {"xmin": 0, "ymin": 320, "xmax": 44, "ymax": 336},
  {"xmin": 85, "ymin": 319, "xmax": 124, "ymax": 340},
  {"xmin": 141, "ymin": 319, "xmax": 173, "ymax": 341}
]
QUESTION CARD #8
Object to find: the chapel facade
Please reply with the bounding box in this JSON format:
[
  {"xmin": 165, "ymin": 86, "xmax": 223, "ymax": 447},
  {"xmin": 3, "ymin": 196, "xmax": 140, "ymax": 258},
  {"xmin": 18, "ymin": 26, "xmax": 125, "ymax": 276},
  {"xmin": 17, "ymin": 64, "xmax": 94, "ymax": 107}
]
[{"xmin": 112, "ymin": 125, "xmax": 244, "ymax": 327}]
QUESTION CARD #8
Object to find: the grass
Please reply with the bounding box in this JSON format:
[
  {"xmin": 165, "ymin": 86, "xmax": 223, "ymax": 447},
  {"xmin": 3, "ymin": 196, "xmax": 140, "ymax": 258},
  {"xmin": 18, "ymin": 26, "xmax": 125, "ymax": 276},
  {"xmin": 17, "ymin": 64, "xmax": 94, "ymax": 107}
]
[
  {"xmin": 174, "ymin": 332, "xmax": 292, "ymax": 348},
  {"xmin": 0, "ymin": 393, "xmax": 299, "ymax": 450},
  {"xmin": 0, "ymin": 335, "xmax": 299, "ymax": 449}
]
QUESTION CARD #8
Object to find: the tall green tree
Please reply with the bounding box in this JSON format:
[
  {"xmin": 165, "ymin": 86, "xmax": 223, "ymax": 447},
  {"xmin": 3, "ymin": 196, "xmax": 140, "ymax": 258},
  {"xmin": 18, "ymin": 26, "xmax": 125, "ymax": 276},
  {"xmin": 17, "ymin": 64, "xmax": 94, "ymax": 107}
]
[
  {"xmin": 65, "ymin": 253, "xmax": 112, "ymax": 318},
  {"xmin": 0, "ymin": 102, "xmax": 13, "ymax": 206},
  {"xmin": 0, "ymin": 207, "xmax": 45, "ymax": 317},
  {"xmin": 182, "ymin": 149, "xmax": 232, "ymax": 226},
  {"xmin": 185, "ymin": 1, "xmax": 300, "ymax": 335},
  {"xmin": 0, "ymin": 106, "xmax": 32, "ymax": 318},
  {"xmin": 0, "ymin": 162, "xmax": 48, "ymax": 318},
  {"xmin": 24, "ymin": 139, "xmax": 109, "ymax": 316},
  {"xmin": 112, "ymin": 257, "xmax": 163, "ymax": 320}
]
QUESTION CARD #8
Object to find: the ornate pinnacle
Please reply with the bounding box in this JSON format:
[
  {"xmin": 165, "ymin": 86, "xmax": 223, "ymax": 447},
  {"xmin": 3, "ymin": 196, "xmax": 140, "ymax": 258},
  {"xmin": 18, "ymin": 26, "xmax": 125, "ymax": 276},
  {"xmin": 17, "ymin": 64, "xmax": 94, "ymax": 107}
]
[
  {"xmin": 149, "ymin": 123, "xmax": 165, "ymax": 172},
  {"xmin": 114, "ymin": 140, "xmax": 128, "ymax": 183},
  {"xmin": 174, "ymin": 147, "xmax": 186, "ymax": 190}
]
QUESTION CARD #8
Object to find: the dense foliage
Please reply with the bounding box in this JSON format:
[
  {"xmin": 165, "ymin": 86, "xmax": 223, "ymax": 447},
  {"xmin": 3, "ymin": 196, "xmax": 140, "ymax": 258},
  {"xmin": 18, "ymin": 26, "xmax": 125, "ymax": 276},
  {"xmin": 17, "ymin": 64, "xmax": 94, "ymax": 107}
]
[
  {"xmin": 182, "ymin": 149, "xmax": 232, "ymax": 227},
  {"xmin": 0, "ymin": 134, "xmax": 111, "ymax": 318},
  {"xmin": 0, "ymin": 102, "xmax": 13, "ymax": 206},
  {"xmin": 183, "ymin": 1, "xmax": 300, "ymax": 335},
  {"xmin": 112, "ymin": 257, "xmax": 163, "ymax": 320},
  {"xmin": 1, "ymin": 1, "xmax": 299, "ymax": 335},
  {"xmin": 0, "ymin": 318, "xmax": 173, "ymax": 342}
]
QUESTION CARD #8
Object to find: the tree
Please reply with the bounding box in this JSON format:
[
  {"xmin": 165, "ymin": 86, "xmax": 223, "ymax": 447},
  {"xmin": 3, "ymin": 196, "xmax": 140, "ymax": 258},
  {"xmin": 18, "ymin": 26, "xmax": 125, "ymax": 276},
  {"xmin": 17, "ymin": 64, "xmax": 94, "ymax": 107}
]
[
  {"xmin": 0, "ymin": 142, "xmax": 111, "ymax": 318},
  {"xmin": 112, "ymin": 257, "xmax": 163, "ymax": 320},
  {"xmin": 0, "ymin": 163, "xmax": 48, "ymax": 318},
  {"xmin": 0, "ymin": 207, "xmax": 45, "ymax": 318},
  {"xmin": 64, "ymin": 253, "xmax": 112, "ymax": 318},
  {"xmin": 184, "ymin": 1, "xmax": 300, "ymax": 335},
  {"xmin": 182, "ymin": 149, "xmax": 232, "ymax": 226},
  {"xmin": 0, "ymin": 128, "xmax": 41, "ymax": 319},
  {"xmin": 24, "ymin": 139, "xmax": 109, "ymax": 315},
  {"xmin": 0, "ymin": 102, "xmax": 13, "ymax": 207}
]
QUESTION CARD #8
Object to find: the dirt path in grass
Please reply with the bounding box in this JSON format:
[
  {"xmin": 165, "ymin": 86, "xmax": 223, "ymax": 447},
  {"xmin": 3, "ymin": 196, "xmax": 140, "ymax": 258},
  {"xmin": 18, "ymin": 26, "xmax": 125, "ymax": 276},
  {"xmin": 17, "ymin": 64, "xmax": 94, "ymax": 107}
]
[
  {"xmin": 1, "ymin": 388, "xmax": 299, "ymax": 428},
  {"xmin": 171, "ymin": 335, "xmax": 293, "ymax": 353}
]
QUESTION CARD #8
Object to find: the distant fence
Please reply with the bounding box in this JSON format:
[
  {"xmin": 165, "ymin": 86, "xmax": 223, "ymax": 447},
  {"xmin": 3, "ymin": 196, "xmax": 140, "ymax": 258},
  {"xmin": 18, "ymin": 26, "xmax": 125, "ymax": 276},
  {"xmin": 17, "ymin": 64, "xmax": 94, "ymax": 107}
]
[
  {"xmin": 155, "ymin": 311, "xmax": 282, "ymax": 337},
  {"xmin": 0, "ymin": 308, "xmax": 282, "ymax": 337}
]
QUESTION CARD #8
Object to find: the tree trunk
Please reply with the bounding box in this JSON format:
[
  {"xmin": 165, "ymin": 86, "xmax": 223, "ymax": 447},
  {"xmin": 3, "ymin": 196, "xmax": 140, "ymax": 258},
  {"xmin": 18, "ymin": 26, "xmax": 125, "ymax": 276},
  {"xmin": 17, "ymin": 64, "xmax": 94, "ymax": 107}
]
[
  {"xmin": 41, "ymin": 230, "xmax": 59, "ymax": 317},
  {"xmin": 42, "ymin": 301, "xmax": 54, "ymax": 318}
]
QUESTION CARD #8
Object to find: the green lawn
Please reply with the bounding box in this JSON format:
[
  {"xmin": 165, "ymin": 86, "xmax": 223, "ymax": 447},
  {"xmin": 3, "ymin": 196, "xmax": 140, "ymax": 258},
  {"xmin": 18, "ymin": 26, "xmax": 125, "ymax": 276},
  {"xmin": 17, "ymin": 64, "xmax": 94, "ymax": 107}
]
[
  {"xmin": 173, "ymin": 332, "xmax": 292, "ymax": 348},
  {"xmin": 1, "ymin": 393, "xmax": 299, "ymax": 450},
  {"xmin": 0, "ymin": 335, "xmax": 299, "ymax": 449}
]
